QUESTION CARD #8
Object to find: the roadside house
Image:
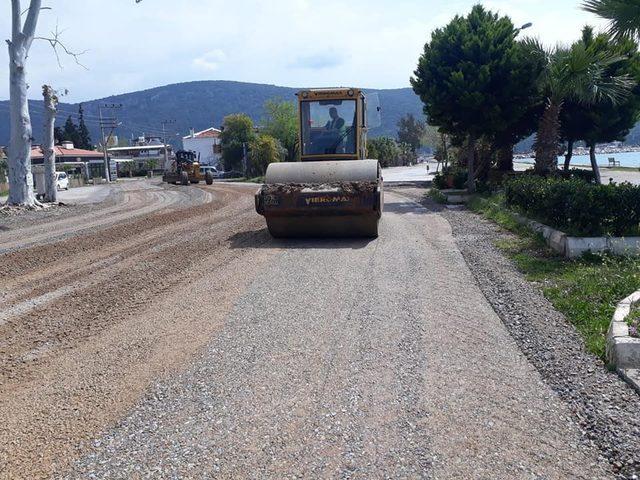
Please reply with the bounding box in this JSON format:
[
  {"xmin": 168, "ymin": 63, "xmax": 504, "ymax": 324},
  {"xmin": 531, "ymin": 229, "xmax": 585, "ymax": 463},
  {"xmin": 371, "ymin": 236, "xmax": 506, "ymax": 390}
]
[
  {"xmin": 182, "ymin": 127, "xmax": 222, "ymax": 167},
  {"xmin": 30, "ymin": 141, "xmax": 113, "ymax": 180},
  {"xmin": 108, "ymin": 138, "xmax": 172, "ymax": 174}
]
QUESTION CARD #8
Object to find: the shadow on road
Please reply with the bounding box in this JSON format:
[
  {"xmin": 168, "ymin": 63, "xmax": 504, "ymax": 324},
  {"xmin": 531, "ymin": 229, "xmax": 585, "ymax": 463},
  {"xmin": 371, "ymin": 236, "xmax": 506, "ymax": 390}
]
[
  {"xmin": 228, "ymin": 228, "xmax": 376, "ymax": 250},
  {"xmin": 383, "ymin": 198, "xmax": 445, "ymax": 215}
]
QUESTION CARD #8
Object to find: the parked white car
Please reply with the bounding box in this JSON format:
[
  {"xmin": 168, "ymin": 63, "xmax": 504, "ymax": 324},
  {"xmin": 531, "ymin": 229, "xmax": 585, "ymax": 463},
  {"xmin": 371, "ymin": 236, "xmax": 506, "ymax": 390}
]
[
  {"xmin": 56, "ymin": 171, "xmax": 69, "ymax": 190},
  {"xmin": 199, "ymin": 165, "xmax": 221, "ymax": 178}
]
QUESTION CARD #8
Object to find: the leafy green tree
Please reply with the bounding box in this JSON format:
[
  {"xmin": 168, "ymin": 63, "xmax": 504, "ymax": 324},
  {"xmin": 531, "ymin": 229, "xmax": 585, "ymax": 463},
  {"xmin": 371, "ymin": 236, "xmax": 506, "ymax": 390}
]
[
  {"xmin": 561, "ymin": 27, "xmax": 640, "ymax": 181},
  {"xmin": 531, "ymin": 38, "xmax": 635, "ymax": 174},
  {"xmin": 582, "ymin": 35, "xmax": 640, "ymax": 183},
  {"xmin": 411, "ymin": 5, "xmax": 544, "ymax": 190},
  {"xmin": 221, "ymin": 113, "xmax": 256, "ymax": 172},
  {"xmin": 77, "ymin": 104, "xmax": 93, "ymax": 150},
  {"xmin": 398, "ymin": 142, "xmax": 417, "ymax": 166},
  {"xmin": 367, "ymin": 136, "xmax": 401, "ymax": 167},
  {"xmin": 583, "ymin": 0, "xmax": 640, "ymax": 39},
  {"xmin": 248, "ymin": 134, "xmax": 283, "ymax": 177},
  {"xmin": 423, "ymin": 125, "xmax": 453, "ymax": 168},
  {"xmin": 145, "ymin": 158, "xmax": 157, "ymax": 175},
  {"xmin": 262, "ymin": 99, "xmax": 298, "ymax": 161},
  {"xmin": 397, "ymin": 114, "xmax": 425, "ymax": 153}
]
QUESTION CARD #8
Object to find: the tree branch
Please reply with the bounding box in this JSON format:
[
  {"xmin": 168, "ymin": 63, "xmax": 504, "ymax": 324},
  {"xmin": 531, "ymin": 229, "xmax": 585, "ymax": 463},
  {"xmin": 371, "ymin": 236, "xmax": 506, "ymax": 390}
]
[
  {"xmin": 11, "ymin": 0, "xmax": 22, "ymax": 40},
  {"xmin": 21, "ymin": 5, "xmax": 51, "ymax": 15},
  {"xmin": 35, "ymin": 23, "xmax": 88, "ymax": 70},
  {"xmin": 22, "ymin": 0, "xmax": 42, "ymax": 39}
]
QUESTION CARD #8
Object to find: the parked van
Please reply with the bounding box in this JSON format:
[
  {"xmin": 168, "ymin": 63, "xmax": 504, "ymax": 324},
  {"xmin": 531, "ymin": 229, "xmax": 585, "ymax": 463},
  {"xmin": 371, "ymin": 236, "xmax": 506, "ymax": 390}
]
[{"xmin": 199, "ymin": 166, "xmax": 220, "ymax": 178}]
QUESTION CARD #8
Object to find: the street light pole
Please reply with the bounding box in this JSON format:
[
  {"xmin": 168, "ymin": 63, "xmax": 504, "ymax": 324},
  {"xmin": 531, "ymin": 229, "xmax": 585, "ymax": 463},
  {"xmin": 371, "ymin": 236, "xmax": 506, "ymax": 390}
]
[{"xmin": 514, "ymin": 22, "xmax": 533, "ymax": 37}]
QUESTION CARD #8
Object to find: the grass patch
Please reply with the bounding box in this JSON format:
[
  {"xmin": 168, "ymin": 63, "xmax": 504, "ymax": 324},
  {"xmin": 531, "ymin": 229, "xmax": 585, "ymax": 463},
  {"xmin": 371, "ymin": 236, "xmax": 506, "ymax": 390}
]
[
  {"xmin": 428, "ymin": 188, "xmax": 447, "ymax": 204},
  {"xmin": 471, "ymin": 192, "xmax": 640, "ymax": 358},
  {"xmin": 468, "ymin": 193, "xmax": 539, "ymax": 240},
  {"xmin": 628, "ymin": 306, "xmax": 640, "ymax": 338}
]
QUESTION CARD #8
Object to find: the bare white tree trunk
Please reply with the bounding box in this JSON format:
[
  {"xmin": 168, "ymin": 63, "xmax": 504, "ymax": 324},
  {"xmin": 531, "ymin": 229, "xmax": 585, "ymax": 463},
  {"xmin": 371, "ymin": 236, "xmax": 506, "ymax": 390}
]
[
  {"xmin": 7, "ymin": 0, "xmax": 42, "ymax": 206},
  {"xmin": 42, "ymin": 85, "xmax": 57, "ymax": 203}
]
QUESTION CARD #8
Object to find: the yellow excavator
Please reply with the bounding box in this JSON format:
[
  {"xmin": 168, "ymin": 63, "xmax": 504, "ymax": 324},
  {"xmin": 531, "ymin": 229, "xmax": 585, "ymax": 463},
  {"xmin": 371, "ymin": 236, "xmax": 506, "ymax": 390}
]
[{"xmin": 255, "ymin": 88, "xmax": 383, "ymax": 237}]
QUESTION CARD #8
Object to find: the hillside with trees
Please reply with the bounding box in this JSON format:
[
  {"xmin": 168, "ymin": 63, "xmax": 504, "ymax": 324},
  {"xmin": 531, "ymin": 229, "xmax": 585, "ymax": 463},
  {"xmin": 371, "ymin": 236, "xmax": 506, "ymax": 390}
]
[{"xmin": 0, "ymin": 81, "xmax": 425, "ymax": 147}]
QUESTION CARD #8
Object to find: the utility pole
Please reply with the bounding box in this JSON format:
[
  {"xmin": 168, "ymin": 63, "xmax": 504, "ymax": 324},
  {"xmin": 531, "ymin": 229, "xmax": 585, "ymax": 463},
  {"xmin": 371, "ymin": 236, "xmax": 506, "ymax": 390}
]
[
  {"xmin": 99, "ymin": 103, "xmax": 122, "ymax": 182},
  {"xmin": 161, "ymin": 119, "xmax": 176, "ymax": 170}
]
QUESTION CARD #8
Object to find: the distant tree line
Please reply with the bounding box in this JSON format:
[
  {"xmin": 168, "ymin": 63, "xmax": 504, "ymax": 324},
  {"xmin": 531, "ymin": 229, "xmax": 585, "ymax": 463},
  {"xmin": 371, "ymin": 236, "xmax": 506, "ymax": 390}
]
[{"xmin": 54, "ymin": 104, "xmax": 93, "ymax": 150}]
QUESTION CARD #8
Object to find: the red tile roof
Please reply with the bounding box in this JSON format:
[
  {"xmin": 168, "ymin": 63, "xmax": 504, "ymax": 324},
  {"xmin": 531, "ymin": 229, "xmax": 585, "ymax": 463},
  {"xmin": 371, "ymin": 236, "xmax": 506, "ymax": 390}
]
[
  {"xmin": 31, "ymin": 145, "xmax": 104, "ymax": 159},
  {"xmin": 185, "ymin": 127, "xmax": 221, "ymax": 139}
]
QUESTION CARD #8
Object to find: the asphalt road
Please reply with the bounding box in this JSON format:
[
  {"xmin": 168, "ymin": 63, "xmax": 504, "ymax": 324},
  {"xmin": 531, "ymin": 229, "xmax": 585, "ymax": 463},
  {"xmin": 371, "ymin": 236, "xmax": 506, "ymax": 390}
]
[
  {"xmin": 382, "ymin": 163, "xmax": 435, "ymax": 183},
  {"xmin": 0, "ymin": 181, "xmax": 612, "ymax": 478}
]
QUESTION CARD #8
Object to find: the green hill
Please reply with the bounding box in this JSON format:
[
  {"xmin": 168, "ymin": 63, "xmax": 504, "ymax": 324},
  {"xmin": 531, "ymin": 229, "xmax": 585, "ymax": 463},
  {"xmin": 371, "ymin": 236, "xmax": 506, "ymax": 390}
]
[
  {"xmin": 4, "ymin": 79, "xmax": 639, "ymax": 151},
  {"xmin": 0, "ymin": 81, "xmax": 425, "ymax": 147}
]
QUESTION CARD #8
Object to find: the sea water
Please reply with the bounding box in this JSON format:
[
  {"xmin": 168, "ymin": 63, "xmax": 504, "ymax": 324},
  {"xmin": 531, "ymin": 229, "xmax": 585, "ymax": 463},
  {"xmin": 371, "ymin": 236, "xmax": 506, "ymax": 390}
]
[{"xmin": 519, "ymin": 151, "xmax": 640, "ymax": 168}]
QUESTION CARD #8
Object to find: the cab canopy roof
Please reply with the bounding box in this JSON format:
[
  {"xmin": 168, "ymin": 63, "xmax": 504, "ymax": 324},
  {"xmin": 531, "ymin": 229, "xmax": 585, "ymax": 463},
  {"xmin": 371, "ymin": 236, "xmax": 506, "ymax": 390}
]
[{"xmin": 296, "ymin": 88, "xmax": 363, "ymax": 100}]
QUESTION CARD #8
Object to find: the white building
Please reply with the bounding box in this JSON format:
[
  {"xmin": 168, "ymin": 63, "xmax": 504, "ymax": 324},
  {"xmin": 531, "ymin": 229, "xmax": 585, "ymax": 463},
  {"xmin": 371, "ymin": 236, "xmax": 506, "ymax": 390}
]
[{"xmin": 182, "ymin": 127, "xmax": 222, "ymax": 166}]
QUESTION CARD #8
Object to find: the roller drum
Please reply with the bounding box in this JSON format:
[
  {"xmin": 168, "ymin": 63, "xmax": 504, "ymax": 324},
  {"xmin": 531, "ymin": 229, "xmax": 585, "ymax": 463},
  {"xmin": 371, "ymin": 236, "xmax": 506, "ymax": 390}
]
[{"xmin": 256, "ymin": 160, "xmax": 383, "ymax": 238}]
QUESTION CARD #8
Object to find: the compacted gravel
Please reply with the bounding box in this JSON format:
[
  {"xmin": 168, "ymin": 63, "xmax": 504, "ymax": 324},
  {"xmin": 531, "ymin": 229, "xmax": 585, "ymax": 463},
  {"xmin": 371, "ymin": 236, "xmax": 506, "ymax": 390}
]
[
  {"xmin": 0, "ymin": 181, "xmax": 275, "ymax": 479},
  {"xmin": 5, "ymin": 183, "xmax": 635, "ymax": 479},
  {"xmin": 65, "ymin": 191, "xmax": 610, "ymax": 479},
  {"xmin": 392, "ymin": 187, "xmax": 640, "ymax": 479}
]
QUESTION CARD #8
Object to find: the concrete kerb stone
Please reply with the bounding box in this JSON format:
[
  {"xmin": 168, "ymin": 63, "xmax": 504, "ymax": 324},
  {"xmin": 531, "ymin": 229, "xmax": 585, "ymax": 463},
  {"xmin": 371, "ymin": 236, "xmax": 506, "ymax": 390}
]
[
  {"xmin": 440, "ymin": 188, "xmax": 471, "ymax": 205},
  {"xmin": 510, "ymin": 212, "xmax": 640, "ymax": 258},
  {"xmin": 606, "ymin": 290, "xmax": 640, "ymax": 393}
]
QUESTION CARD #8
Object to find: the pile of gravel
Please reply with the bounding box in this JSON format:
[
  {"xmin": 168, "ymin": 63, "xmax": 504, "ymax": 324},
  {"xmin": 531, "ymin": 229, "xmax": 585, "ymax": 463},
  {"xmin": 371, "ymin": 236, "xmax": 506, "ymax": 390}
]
[{"xmin": 395, "ymin": 188, "xmax": 640, "ymax": 480}]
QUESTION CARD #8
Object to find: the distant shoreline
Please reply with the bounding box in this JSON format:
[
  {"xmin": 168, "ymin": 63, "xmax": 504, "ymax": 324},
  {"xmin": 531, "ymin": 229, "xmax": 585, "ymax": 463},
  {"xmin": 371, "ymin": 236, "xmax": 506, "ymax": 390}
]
[{"xmin": 515, "ymin": 145, "xmax": 640, "ymax": 160}]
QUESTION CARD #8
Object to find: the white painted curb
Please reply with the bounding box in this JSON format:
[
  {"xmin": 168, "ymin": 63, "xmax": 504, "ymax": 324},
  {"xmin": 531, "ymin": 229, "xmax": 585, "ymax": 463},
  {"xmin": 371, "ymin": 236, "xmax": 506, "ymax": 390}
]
[
  {"xmin": 606, "ymin": 290, "xmax": 640, "ymax": 393},
  {"xmin": 511, "ymin": 213, "xmax": 640, "ymax": 258}
]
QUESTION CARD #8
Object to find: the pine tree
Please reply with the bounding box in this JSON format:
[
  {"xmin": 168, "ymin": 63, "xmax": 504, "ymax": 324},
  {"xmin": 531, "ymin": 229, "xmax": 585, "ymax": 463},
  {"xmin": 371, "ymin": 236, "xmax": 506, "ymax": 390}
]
[
  {"xmin": 54, "ymin": 126, "xmax": 65, "ymax": 145},
  {"xmin": 411, "ymin": 5, "xmax": 544, "ymax": 190},
  {"xmin": 77, "ymin": 103, "xmax": 93, "ymax": 149},
  {"xmin": 62, "ymin": 115, "xmax": 79, "ymax": 147}
]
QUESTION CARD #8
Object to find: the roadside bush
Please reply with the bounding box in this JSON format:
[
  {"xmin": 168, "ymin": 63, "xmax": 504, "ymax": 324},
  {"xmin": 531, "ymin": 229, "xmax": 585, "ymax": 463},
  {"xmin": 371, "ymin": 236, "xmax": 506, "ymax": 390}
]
[
  {"xmin": 504, "ymin": 175, "xmax": 640, "ymax": 236},
  {"xmin": 433, "ymin": 166, "xmax": 468, "ymax": 189},
  {"xmin": 562, "ymin": 168, "xmax": 597, "ymax": 184},
  {"xmin": 248, "ymin": 134, "xmax": 283, "ymax": 177}
]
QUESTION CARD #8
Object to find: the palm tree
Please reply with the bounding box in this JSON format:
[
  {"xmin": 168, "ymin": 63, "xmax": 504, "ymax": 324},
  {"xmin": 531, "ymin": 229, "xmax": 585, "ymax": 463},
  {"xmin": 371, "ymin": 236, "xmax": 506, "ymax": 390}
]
[
  {"xmin": 583, "ymin": 0, "xmax": 640, "ymax": 39},
  {"xmin": 531, "ymin": 40, "xmax": 634, "ymax": 174}
]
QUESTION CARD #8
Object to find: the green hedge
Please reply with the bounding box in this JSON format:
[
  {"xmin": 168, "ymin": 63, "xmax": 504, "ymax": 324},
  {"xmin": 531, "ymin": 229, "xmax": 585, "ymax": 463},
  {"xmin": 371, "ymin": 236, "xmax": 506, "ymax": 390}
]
[
  {"xmin": 504, "ymin": 175, "xmax": 640, "ymax": 237},
  {"xmin": 433, "ymin": 166, "xmax": 468, "ymax": 189}
]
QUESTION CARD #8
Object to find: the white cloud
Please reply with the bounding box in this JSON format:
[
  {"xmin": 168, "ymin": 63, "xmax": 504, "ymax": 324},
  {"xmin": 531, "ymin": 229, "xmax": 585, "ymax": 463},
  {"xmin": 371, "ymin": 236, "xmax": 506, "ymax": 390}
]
[
  {"xmin": 0, "ymin": 0, "xmax": 613, "ymax": 102},
  {"xmin": 193, "ymin": 50, "xmax": 227, "ymax": 71}
]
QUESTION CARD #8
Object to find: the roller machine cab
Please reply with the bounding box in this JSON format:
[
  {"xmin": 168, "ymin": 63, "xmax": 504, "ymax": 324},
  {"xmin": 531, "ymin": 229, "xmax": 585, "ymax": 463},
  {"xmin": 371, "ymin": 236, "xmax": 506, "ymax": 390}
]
[{"xmin": 255, "ymin": 88, "xmax": 383, "ymax": 237}]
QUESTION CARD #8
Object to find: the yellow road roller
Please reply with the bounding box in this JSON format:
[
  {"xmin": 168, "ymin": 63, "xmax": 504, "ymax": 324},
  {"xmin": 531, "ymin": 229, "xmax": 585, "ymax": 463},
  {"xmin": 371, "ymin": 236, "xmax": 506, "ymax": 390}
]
[{"xmin": 254, "ymin": 88, "xmax": 383, "ymax": 237}]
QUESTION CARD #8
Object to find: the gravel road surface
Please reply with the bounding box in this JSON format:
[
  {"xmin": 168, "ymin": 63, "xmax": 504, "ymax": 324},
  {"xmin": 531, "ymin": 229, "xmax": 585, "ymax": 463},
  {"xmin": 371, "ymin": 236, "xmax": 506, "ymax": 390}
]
[
  {"xmin": 0, "ymin": 180, "xmax": 276, "ymax": 479},
  {"xmin": 0, "ymin": 179, "xmax": 212, "ymax": 253},
  {"xmin": 42, "ymin": 188, "xmax": 612, "ymax": 479}
]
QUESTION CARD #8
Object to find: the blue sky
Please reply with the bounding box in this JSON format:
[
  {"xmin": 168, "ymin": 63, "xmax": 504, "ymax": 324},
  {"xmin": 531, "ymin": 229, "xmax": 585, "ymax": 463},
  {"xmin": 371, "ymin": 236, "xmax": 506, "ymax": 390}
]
[{"xmin": 1, "ymin": 0, "xmax": 606, "ymax": 102}]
